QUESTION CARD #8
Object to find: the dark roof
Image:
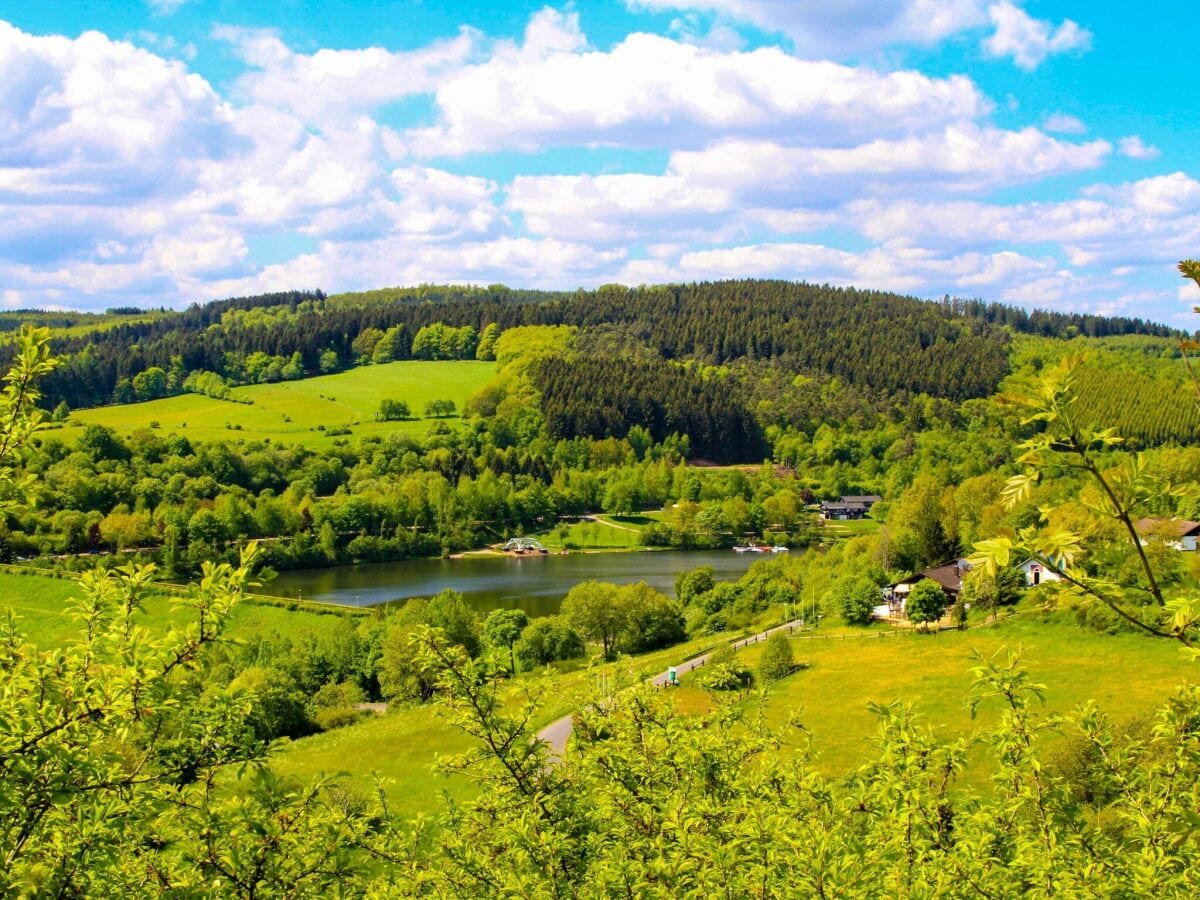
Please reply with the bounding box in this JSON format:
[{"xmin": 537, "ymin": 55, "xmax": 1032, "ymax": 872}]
[
  {"xmin": 892, "ymin": 561, "xmax": 964, "ymax": 594},
  {"xmin": 840, "ymin": 495, "xmax": 882, "ymax": 504},
  {"xmin": 1135, "ymin": 518, "xmax": 1200, "ymax": 538},
  {"xmin": 822, "ymin": 500, "xmax": 869, "ymax": 510}
]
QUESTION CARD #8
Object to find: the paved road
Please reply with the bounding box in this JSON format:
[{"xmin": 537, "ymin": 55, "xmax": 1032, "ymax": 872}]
[{"xmin": 536, "ymin": 618, "xmax": 806, "ymax": 758}]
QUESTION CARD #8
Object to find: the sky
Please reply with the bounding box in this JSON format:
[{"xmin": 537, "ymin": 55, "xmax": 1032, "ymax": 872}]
[{"xmin": 0, "ymin": 1, "xmax": 1197, "ymax": 324}]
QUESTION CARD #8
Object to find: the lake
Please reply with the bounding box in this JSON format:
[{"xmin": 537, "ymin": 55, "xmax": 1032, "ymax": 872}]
[{"xmin": 265, "ymin": 549, "xmax": 782, "ymax": 617}]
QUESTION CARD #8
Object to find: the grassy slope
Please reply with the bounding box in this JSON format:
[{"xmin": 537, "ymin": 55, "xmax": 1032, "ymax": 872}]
[
  {"xmin": 10, "ymin": 566, "xmax": 1194, "ymax": 815},
  {"xmin": 0, "ymin": 572, "xmax": 356, "ymax": 648},
  {"xmin": 683, "ymin": 614, "xmax": 1195, "ymax": 781},
  {"xmin": 51, "ymin": 360, "xmax": 494, "ymax": 448}
]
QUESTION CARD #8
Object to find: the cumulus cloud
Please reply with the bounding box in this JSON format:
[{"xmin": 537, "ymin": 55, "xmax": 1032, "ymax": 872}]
[
  {"xmin": 407, "ymin": 23, "xmax": 987, "ymax": 155},
  {"xmin": 0, "ymin": 8, "xmax": 1189, "ymax": 321},
  {"xmin": 983, "ymin": 1, "xmax": 1091, "ymax": 70},
  {"xmin": 1043, "ymin": 112, "xmax": 1085, "ymax": 134},
  {"xmin": 213, "ymin": 25, "xmax": 475, "ymax": 124},
  {"xmin": 0, "ymin": 21, "xmax": 239, "ymax": 204},
  {"xmin": 629, "ymin": 1, "xmax": 990, "ymax": 57},
  {"xmin": 1118, "ymin": 135, "xmax": 1161, "ymax": 160},
  {"xmin": 849, "ymin": 173, "xmax": 1200, "ymax": 273}
]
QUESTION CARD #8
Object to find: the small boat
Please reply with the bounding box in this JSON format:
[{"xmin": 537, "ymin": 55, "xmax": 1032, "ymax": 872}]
[
  {"xmin": 771, "ymin": 546, "xmax": 789, "ymax": 553},
  {"xmin": 734, "ymin": 544, "xmax": 770, "ymax": 553}
]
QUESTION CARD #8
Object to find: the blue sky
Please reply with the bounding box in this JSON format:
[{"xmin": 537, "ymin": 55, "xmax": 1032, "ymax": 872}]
[{"xmin": 0, "ymin": 1, "xmax": 1197, "ymax": 324}]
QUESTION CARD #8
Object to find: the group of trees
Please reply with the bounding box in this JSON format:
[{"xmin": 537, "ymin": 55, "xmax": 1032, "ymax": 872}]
[
  {"xmin": 560, "ymin": 581, "xmax": 686, "ymax": 657},
  {"xmin": 535, "ymin": 356, "xmax": 766, "ymax": 463}
]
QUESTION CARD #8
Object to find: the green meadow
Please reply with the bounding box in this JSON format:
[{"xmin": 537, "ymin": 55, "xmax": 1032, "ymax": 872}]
[
  {"xmin": 0, "ymin": 571, "xmax": 360, "ymax": 649},
  {"xmin": 686, "ymin": 614, "xmax": 1195, "ymax": 782},
  {"xmin": 51, "ymin": 360, "xmax": 495, "ymax": 448},
  {"xmin": 8, "ymin": 565, "xmax": 1193, "ymax": 818}
]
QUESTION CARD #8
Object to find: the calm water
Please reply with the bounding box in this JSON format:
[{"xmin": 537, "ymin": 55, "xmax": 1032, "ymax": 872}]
[{"xmin": 266, "ymin": 550, "xmax": 780, "ymax": 617}]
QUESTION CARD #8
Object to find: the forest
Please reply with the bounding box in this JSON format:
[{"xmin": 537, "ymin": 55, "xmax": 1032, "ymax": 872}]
[{"xmin": 5, "ymin": 280, "xmax": 1182, "ymax": 412}]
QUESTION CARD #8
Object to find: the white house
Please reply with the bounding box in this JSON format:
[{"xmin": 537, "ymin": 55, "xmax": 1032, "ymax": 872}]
[{"xmin": 1017, "ymin": 558, "xmax": 1062, "ymax": 587}]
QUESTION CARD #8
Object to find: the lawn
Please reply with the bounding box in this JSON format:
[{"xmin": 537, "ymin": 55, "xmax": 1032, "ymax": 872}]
[
  {"xmin": 52, "ymin": 360, "xmax": 495, "ymax": 449},
  {"xmin": 0, "ymin": 571, "xmax": 360, "ymax": 649},
  {"xmin": 676, "ymin": 614, "xmax": 1196, "ymax": 782},
  {"xmin": 270, "ymin": 705, "xmax": 478, "ymax": 816}
]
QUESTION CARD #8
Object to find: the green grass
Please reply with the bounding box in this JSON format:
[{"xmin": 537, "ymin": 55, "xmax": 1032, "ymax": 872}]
[
  {"xmin": 532, "ymin": 512, "xmax": 665, "ymax": 551},
  {"xmin": 52, "ymin": 360, "xmax": 495, "ymax": 448},
  {"xmin": 270, "ymin": 706, "xmax": 478, "ymax": 816},
  {"xmin": 820, "ymin": 518, "xmax": 882, "ymax": 538},
  {"xmin": 535, "ymin": 518, "xmax": 644, "ymax": 551},
  {"xmin": 0, "ymin": 571, "xmax": 358, "ymax": 649},
  {"xmin": 274, "ymin": 631, "xmax": 738, "ymax": 815},
  {"xmin": 710, "ymin": 615, "xmax": 1195, "ymax": 782}
]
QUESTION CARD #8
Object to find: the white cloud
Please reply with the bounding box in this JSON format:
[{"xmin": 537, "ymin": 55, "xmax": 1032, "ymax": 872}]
[
  {"xmin": 214, "ymin": 25, "xmax": 475, "ymax": 125},
  {"xmin": 0, "ymin": 21, "xmax": 238, "ymax": 204},
  {"xmin": 507, "ymin": 173, "xmax": 730, "ymax": 241},
  {"xmin": 0, "ymin": 8, "xmax": 1189, "ymax": 323},
  {"xmin": 1043, "ymin": 112, "xmax": 1085, "ymax": 134},
  {"xmin": 408, "ymin": 24, "xmax": 987, "ymax": 155},
  {"xmin": 983, "ymin": 1, "xmax": 1091, "ymax": 70},
  {"xmin": 629, "ymin": 1, "xmax": 990, "ymax": 57},
  {"xmin": 144, "ymin": 0, "xmax": 190, "ymax": 15},
  {"xmin": 1118, "ymin": 135, "xmax": 1161, "ymax": 160},
  {"xmin": 668, "ymin": 127, "xmax": 1108, "ymax": 198},
  {"xmin": 849, "ymin": 173, "xmax": 1200, "ymax": 273},
  {"xmin": 504, "ymin": 124, "xmax": 1107, "ymax": 247}
]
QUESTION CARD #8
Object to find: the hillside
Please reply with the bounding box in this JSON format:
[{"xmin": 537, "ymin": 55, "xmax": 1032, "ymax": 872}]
[
  {"xmin": 53, "ymin": 360, "xmax": 493, "ymax": 447},
  {"xmin": 11, "ymin": 281, "xmax": 1181, "ymax": 415}
]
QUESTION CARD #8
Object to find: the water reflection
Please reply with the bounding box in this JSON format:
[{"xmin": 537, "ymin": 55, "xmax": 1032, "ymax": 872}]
[{"xmin": 266, "ymin": 550, "xmax": 777, "ymax": 616}]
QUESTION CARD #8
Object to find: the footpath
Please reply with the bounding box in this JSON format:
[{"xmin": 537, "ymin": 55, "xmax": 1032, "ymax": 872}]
[{"xmin": 536, "ymin": 618, "xmax": 806, "ymax": 757}]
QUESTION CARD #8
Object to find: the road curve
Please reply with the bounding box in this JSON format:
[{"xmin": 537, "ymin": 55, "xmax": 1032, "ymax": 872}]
[{"xmin": 536, "ymin": 618, "xmax": 805, "ymax": 758}]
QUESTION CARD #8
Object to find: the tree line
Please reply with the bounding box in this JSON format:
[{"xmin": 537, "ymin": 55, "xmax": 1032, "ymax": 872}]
[{"xmin": 12, "ymin": 279, "xmax": 1178, "ymax": 412}]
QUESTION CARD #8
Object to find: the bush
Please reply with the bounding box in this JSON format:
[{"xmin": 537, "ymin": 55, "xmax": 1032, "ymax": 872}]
[
  {"xmin": 697, "ymin": 645, "xmax": 754, "ymax": 692},
  {"xmin": 834, "ymin": 576, "xmax": 880, "ymax": 626},
  {"xmin": 758, "ymin": 633, "xmax": 795, "ymax": 683},
  {"xmin": 314, "ymin": 706, "xmax": 362, "ymax": 731}
]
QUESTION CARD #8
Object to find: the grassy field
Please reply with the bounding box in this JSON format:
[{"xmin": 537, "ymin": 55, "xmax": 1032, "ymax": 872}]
[
  {"xmin": 270, "ymin": 706, "xmax": 479, "ymax": 817},
  {"xmin": 0, "ymin": 571, "xmax": 359, "ymax": 648},
  {"xmin": 51, "ymin": 360, "xmax": 495, "ymax": 448},
  {"xmin": 11, "ymin": 563, "xmax": 1194, "ymax": 817},
  {"xmin": 673, "ymin": 614, "xmax": 1196, "ymax": 782}
]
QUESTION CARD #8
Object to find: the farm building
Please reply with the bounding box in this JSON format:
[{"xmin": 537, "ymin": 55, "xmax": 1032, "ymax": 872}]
[
  {"xmin": 883, "ymin": 559, "xmax": 970, "ymax": 616},
  {"xmin": 821, "ymin": 494, "xmax": 882, "ymax": 520},
  {"xmin": 1135, "ymin": 518, "xmax": 1200, "ymax": 552}
]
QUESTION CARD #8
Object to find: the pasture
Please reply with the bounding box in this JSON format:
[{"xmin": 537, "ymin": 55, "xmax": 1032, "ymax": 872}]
[
  {"xmin": 51, "ymin": 360, "xmax": 495, "ymax": 448},
  {"xmin": 679, "ymin": 613, "xmax": 1194, "ymax": 781},
  {"xmin": 0, "ymin": 570, "xmax": 360, "ymax": 649}
]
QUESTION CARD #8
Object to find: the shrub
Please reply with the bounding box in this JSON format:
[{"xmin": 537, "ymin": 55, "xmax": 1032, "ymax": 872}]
[
  {"xmin": 758, "ymin": 632, "xmax": 795, "ymax": 683},
  {"xmin": 834, "ymin": 576, "xmax": 880, "ymax": 626}
]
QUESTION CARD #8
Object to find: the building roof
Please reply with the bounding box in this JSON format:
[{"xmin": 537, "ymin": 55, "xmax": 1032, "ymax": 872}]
[
  {"xmin": 840, "ymin": 495, "xmax": 882, "ymax": 504},
  {"xmin": 891, "ymin": 561, "xmax": 966, "ymax": 594},
  {"xmin": 821, "ymin": 500, "xmax": 869, "ymax": 510},
  {"xmin": 1135, "ymin": 518, "xmax": 1200, "ymax": 538}
]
